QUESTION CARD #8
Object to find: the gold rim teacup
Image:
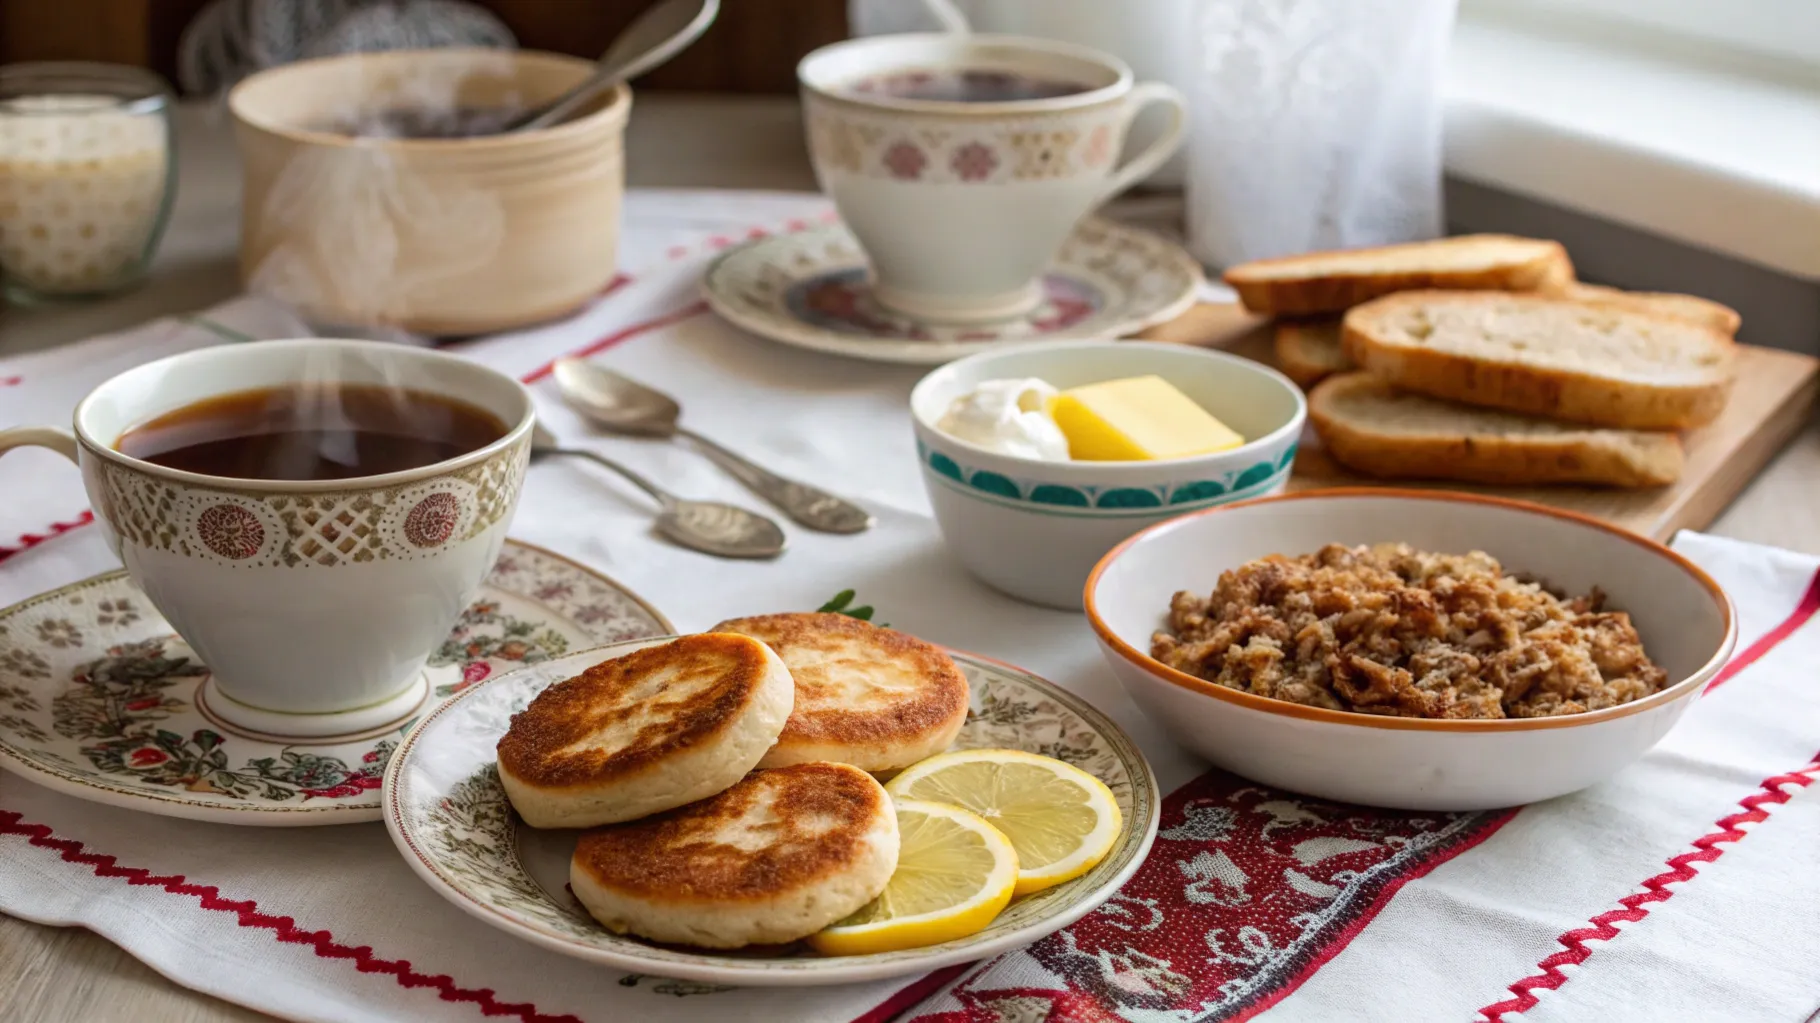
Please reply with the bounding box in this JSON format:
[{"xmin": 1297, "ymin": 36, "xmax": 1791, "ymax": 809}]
[
  {"xmin": 799, "ymin": 33, "xmax": 1186, "ymax": 325},
  {"xmin": 0, "ymin": 339, "xmax": 534, "ymax": 738}
]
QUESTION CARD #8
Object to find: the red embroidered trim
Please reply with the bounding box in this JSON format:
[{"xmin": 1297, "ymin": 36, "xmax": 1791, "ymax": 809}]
[
  {"xmin": 848, "ymin": 963, "xmax": 974, "ymax": 1023},
  {"xmin": 901, "ymin": 807, "xmax": 1520, "ymax": 1023},
  {"xmin": 0, "ymin": 810, "xmax": 581, "ymax": 1023},
  {"xmin": 0, "ymin": 510, "xmax": 95, "ymax": 566},
  {"xmin": 1705, "ymin": 565, "xmax": 1820, "ymax": 693},
  {"xmin": 517, "ymin": 302, "xmax": 708, "ymax": 384},
  {"xmin": 1232, "ymin": 807, "xmax": 1521, "ymax": 1023},
  {"xmin": 1477, "ymin": 755, "xmax": 1820, "ymax": 1022},
  {"xmin": 1476, "ymin": 574, "xmax": 1820, "ymax": 1021}
]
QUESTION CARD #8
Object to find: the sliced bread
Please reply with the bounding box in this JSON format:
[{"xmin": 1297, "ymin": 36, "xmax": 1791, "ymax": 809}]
[
  {"xmin": 1224, "ymin": 235, "xmax": 1573, "ymax": 316},
  {"xmin": 1342, "ymin": 291, "xmax": 1736, "ymax": 430},
  {"xmin": 1309, "ymin": 373, "xmax": 1684, "ymax": 488},
  {"xmin": 1274, "ymin": 319, "xmax": 1351, "ymax": 387},
  {"xmin": 1560, "ymin": 282, "xmax": 1741, "ymax": 336}
]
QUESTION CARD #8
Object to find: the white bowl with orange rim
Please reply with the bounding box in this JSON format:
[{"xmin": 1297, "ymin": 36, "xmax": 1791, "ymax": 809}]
[{"xmin": 1084, "ymin": 489, "xmax": 1736, "ymax": 810}]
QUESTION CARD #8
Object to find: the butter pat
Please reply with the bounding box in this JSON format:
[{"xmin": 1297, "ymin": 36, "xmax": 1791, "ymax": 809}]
[{"xmin": 1049, "ymin": 375, "xmax": 1244, "ymax": 460}]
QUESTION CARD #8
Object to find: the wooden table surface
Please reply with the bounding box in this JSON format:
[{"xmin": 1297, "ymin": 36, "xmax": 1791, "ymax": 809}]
[{"xmin": 4, "ymin": 94, "xmax": 1818, "ymax": 1023}]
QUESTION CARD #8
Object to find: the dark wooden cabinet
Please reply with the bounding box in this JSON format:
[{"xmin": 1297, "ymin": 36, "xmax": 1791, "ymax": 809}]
[{"xmin": 0, "ymin": 0, "xmax": 846, "ymax": 93}]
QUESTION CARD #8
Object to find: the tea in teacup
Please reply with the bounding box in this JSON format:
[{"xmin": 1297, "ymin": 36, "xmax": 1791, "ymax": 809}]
[{"xmin": 117, "ymin": 384, "xmax": 507, "ymax": 481}]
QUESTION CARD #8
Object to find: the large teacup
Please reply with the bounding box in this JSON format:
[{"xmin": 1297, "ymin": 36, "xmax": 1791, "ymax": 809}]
[
  {"xmin": 799, "ymin": 33, "xmax": 1186, "ymax": 324},
  {"xmin": 0, "ymin": 340, "xmax": 533, "ymax": 738}
]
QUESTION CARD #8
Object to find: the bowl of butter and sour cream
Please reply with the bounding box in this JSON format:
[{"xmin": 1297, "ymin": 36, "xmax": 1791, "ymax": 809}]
[{"xmin": 910, "ymin": 341, "xmax": 1305, "ymax": 609}]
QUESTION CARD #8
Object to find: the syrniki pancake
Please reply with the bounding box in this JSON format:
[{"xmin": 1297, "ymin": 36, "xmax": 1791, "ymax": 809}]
[
  {"xmin": 712, "ymin": 612, "xmax": 969, "ymax": 773},
  {"xmin": 570, "ymin": 762, "xmax": 899, "ymax": 948},
  {"xmin": 496, "ymin": 633, "xmax": 793, "ymax": 829}
]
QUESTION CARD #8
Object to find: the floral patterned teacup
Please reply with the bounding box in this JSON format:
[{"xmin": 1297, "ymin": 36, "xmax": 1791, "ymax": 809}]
[
  {"xmin": 799, "ymin": 33, "xmax": 1186, "ymax": 325},
  {"xmin": 0, "ymin": 339, "xmax": 533, "ymax": 738}
]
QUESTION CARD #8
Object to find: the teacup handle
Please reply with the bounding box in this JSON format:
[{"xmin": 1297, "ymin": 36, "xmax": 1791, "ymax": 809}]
[
  {"xmin": 1096, "ymin": 81, "xmax": 1189, "ymax": 205},
  {"xmin": 0, "ymin": 427, "xmax": 79, "ymax": 463}
]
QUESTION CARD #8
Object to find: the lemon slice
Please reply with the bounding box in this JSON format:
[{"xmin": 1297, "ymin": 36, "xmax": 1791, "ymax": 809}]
[
  {"xmin": 885, "ymin": 748, "xmax": 1121, "ymax": 896},
  {"xmin": 807, "ymin": 799, "xmax": 1017, "ymax": 957}
]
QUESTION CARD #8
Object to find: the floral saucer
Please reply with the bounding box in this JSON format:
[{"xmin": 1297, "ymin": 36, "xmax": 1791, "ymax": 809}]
[
  {"xmin": 0, "ymin": 541, "xmax": 670, "ymax": 826},
  {"xmin": 702, "ymin": 218, "xmax": 1203, "ymax": 366},
  {"xmin": 384, "ymin": 639, "xmax": 1161, "ymax": 987}
]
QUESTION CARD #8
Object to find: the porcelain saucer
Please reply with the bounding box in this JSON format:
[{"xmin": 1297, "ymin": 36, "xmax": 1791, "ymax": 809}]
[
  {"xmin": 0, "ymin": 540, "xmax": 671, "ymax": 826},
  {"xmin": 702, "ymin": 218, "xmax": 1203, "ymax": 365},
  {"xmin": 384, "ymin": 639, "xmax": 1162, "ymax": 986}
]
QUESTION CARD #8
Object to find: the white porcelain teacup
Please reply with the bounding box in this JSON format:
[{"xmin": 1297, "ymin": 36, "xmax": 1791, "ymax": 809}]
[
  {"xmin": 0, "ymin": 340, "xmax": 533, "ymax": 738},
  {"xmin": 799, "ymin": 33, "xmax": 1186, "ymax": 325}
]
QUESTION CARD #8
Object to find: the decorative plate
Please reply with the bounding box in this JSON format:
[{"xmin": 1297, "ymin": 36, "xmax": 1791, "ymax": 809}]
[
  {"xmin": 0, "ymin": 540, "xmax": 671, "ymax": 826},
  {"xmin": 384, "ymin": 639, "xmax": 1162, "ymax": 986},
  {"xmin": 702, "ymin": 218, "xmax": 1203, "ymax": 366}
]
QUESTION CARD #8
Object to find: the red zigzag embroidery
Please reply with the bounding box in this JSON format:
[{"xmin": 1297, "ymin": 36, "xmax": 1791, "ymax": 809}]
[
  {"xmin": 0, "ymin": 511, "xmax": 95, "ymax": 566},
  {"xmin": 1478, "ymin": 754, "xmax": 1820, "ymax": 1022},
  {"xmin": 0, "ymin": 810, "xmax": 582, "ymax": 1023}
]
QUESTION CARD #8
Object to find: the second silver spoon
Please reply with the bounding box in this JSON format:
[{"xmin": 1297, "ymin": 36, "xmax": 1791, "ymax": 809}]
[
  {"xmin": 553, "ymin": 358, "xmax": 875, "ymax": 534},
  {"xmin": 531, "ymin": 423, "xmax": 785, "ymax": 559}
]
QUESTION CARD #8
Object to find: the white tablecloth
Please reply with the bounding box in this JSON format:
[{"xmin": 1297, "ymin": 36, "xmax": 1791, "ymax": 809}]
[{"xmin": 2, "ymin": 190, "xmax": 1818, "ymax": 1023}]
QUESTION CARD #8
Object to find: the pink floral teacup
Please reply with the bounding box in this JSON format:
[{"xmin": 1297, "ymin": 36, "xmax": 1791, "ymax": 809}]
[
  {"xmin": 799, "ymin": 33, "xmax": 1186, "ymax": 324},
  {"xmin": 0, "ymin": 340, "xmax": 533, "ymax": 739}
]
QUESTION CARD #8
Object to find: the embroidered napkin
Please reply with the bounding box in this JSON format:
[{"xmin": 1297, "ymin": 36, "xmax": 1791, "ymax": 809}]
[{"xmin": 4, "ymin": 191, "xmax": 1819, "ymax": 1023}]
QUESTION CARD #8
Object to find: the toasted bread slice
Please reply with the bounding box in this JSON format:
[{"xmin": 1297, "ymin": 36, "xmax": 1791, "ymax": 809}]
[
  {"xmin": 1309, "ymin": 373, "xmax": 1683, "ymax": 487},
  {"xmin": 1274, "ymin": 319, "xmax": 1352, "ymax": 387},
  {"xmin": 1342, "ymin": 291, "xmax": 1736, "ymax": 430},
  {"xmin": 712, "ymin": 612, "xmax": 968, "ymax": 772},
  {"xmin": 571, "ymin": 762, "xmax": 898, "ymax": 948},
  {"xmin": 496, "ymin": 634, "xmax": 793, "ymax": 829},
  {"xmin": 1559, "ymin": 282, "xmax": 1741, "ymax": 336},
  {"xmin": 1224, "ymin": 235, "xmax": 1572, "ymax": 316}
]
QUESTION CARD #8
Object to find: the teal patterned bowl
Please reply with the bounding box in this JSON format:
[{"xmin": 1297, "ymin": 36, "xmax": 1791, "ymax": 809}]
[{"xmin": 910, "ymin": 340, "xmax": 1305, "ymax": 609}]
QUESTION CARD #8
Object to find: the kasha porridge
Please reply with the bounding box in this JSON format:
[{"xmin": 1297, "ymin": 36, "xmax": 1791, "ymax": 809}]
[{"xmin": 1151, "ymin": 542, "xmax": 1667, "ymax": 719}]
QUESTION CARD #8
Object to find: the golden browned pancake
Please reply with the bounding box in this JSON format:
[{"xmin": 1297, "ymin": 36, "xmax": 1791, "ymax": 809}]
[
  {"xmin": 496, "ymin": 633, "xmax": 793, "ymax": 828},
  {"xmin": 711, "ymin": 612, "xmax": 970, "ymax": 772},
  {"xmin": 570, "ymin": 762, "xmax": 899, "ymax": 948}
]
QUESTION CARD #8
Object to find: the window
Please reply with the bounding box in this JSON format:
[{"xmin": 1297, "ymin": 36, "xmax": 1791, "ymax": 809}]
[{"xmin": 1467, "ymin": 0, "xmax": 1820, "ymax": 71}]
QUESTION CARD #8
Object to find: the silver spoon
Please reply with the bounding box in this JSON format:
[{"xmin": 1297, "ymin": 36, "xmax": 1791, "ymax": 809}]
[
  {"xmin": 530, "ymin": 423, "xmax": 785, "ymax": 559},
  {"xmin": 504, "ymin": 0, "xmax": 720, "ymax": 133},
  {"xmin": 552, "ymin": 358, "xmax": 876, "ymax": 534}
]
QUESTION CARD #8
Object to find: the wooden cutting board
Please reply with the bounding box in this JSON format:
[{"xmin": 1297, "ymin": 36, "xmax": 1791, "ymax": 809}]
[{"xmin": 1137, "ymin": 303, "xmax": 1820, "ymax": 541}]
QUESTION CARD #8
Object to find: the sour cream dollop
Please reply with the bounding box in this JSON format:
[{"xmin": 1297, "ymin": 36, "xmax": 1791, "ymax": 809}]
[{"xmin": 935, "ymin": 378, "xmax": 1070, "ymax": 461}]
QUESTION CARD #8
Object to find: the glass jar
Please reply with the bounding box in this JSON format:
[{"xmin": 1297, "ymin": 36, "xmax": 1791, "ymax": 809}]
[{"xmin": 0, "ymin": 62, "xmax": 177, "ymax": 303}]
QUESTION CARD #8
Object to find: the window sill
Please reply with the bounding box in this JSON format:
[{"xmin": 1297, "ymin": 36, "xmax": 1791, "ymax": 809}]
[{"xmin": 1444, "ymin": 15, "xmax": 1820, "ymax": 279}]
